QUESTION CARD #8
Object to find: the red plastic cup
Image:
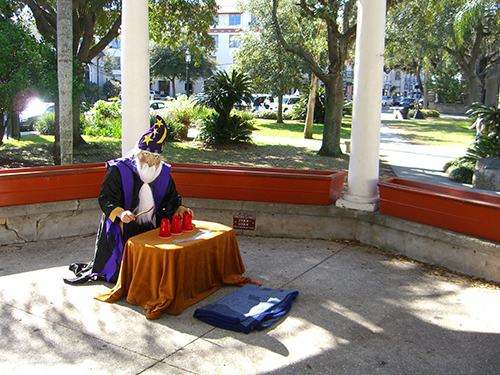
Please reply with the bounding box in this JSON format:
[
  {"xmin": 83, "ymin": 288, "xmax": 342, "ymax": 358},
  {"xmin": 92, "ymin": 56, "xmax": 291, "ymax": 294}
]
[
  {"xmin": 159, "ymin": 218, "xmax": 171, "ymax": 238},
  {"xmin": 171, "ymin": 215, "xmax": 182, "ymax": 235},
  {"xmin": 182, "ymin": 213, "xmax": 193, "ymax": 232}
]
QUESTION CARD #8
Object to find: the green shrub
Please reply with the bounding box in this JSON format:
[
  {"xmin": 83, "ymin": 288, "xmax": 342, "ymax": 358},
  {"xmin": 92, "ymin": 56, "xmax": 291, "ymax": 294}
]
[
  {"xmin": 89, "ymin": 99, "xmax": 121, "ymax": 119},
  {"xmin": 36, "ymin": 112, "xmax": 56, "ymax": 135},
  {"xmin": 82, "ymin": 99, "xmax": 122, "ymax": 138},
  {"xmin": 449, "ymin": 165, "xmax": 474, "ymax": 183},
  {"xmin": 293, "ymin": 86, "xmax": 325, "ymax": 122},
  {"xmin": 252, "ymin": 110, "xmax": 294, "ymax": 121},
  {"xmin": 82, "ymin": 116, "xmax": 121, "ymax": 138},
  {"xmin": 238, "ymin": 110, "xmax": 254, "ymax": 123},
  {"xmin": 196, "ymin": 111, "xmax": 253, "ymax": 146},
  {"xmin": 167, "ymin": 95, "xmax": 199, "ymax": 124},
  {"xmin": 444, "ymin": 158, "xmax": 475, "ymax": 183},
  {"xmin": 102, "ymin": 80, "xmax": 121, "ymax": 100}
]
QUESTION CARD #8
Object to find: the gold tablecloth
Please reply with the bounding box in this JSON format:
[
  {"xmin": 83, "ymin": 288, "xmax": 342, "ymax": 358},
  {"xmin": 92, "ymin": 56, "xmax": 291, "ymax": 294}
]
[{"xmin": 95, "ymin": 220, "xmax": 259, "ymax": 319}]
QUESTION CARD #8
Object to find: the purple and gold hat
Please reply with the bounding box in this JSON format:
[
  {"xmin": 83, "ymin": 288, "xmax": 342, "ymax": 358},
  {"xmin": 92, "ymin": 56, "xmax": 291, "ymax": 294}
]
[{"xmin": 138, "ymin": 115, "xmax": 169, "ymax": 154}]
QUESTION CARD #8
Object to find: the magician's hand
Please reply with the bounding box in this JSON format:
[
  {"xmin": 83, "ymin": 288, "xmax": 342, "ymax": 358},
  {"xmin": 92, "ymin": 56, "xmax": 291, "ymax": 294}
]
[{"xmin": 118, "ymin": 210, "xmax": 135, "ymax": 223}]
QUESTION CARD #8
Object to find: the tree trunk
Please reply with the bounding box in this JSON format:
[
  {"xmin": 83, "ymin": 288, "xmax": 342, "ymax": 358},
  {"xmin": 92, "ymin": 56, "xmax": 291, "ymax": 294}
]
[
  {"xmin": 72, "ymin": 101, "xmax": 86, "ymax": 146},
  {"xmin": 304, "ymin": 73, "xmax": 317, "ymax": 139},
  {"xmin": 318, "ymin": 75, "xmax": 343, "ymax": 157},
  {"xmin": 171, "ymin": 78, "xmax": 176, "ymax": 97},
  {"xmin": 0, "ymin": 111, "xmax": 5, "ymax": 145},
  {"xmin": 484, "ymin": 63, "xmax": 500, "ymax": 106},
  {"xmin": 57, "ymin": 0, "xmax": 73, "ymax": 164},
  {"xmin": 423, "ymin": 73, "xmax": 429, "ymax": 109},
  {"xmin": 53, "ymin": 101, "xmax": 61, "ymax": 165},
  {"xmin": 276, "ymin": 94, "xmax": 284, "ymax": 124},
  {"xmin": 466, "ymin": 74, "xmax": 482, "ymax": 105}
]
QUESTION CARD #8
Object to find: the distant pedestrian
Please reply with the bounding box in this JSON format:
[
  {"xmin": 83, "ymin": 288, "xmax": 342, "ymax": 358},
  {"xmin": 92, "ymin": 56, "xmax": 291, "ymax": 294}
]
[
  {"xmin": 469, "ymin": 114, "xmax": 485, "ymax": 141},
  {"xmin": 263, "ymin": 97, "xmax": 270, "ymax": 110},
  {"xmin": 253, "ymin": 97, "xmax": 262, "ymax": 111}
]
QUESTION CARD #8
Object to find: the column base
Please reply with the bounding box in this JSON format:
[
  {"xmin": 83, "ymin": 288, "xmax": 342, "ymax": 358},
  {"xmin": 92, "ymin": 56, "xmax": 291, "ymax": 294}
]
[{"xmin": 336, "ymin": 194, "xmax": 380, "ymax": 212}]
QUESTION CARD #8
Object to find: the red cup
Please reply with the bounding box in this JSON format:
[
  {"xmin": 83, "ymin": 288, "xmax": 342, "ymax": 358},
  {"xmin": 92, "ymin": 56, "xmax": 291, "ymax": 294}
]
[
  {"xmin": 171, "ymin": 215, "xmax": 182, "ymax": 235},
  {"xmin": 159, "ymin": 218, "xmax": 171, "ymax": 238},
  {"xmin": 182, "ymin": 213, "xmax": 193, "ymax": 232}
]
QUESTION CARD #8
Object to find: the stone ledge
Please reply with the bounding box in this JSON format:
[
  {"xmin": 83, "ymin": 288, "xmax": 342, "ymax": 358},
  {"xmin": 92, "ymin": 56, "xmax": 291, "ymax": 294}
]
[{"xmin": 1, "ymin": 197, "xmax": 499, "ymax": 283}]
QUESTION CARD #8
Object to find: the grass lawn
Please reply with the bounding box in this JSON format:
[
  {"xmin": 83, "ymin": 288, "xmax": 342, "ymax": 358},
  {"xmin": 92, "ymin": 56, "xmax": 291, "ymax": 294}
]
[
  {"xmin": 0, "ymin": 121, "xmax": 353, "ymax": 172},
  {"xmin": 251, "ymin": 118, "xmax": 352, "ymax": 141},
  {"xmin": 383, "ymin": 116, "xmax": 475, "ymax": 147},
  {"xmin": 0, "ymin": 114, "xmax": 464, "ymax": 180}
]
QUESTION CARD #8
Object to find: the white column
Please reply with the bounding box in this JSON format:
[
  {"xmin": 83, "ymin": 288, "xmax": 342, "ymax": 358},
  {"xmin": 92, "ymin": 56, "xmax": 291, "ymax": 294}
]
[
  {"xmin": 121, "ymin": 0, "xmax": 150, "ymax": 155},
  {"xmin": 337, "ymin": 0, "xmax": 387, "ymax": 211}
]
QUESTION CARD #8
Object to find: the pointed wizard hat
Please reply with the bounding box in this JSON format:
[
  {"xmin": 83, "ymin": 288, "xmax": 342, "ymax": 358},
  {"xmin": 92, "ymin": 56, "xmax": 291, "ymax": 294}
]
[{"xmin": 138, "ymin": 115, "xmax": 169, "ymax": 154}]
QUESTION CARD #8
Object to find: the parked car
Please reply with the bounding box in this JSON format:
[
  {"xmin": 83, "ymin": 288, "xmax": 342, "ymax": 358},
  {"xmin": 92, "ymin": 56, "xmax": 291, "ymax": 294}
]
[
  {"xmin": 392, "ymin": 96, "xmax": 404, "ymax": 106},
  {"xmin": 149, "ymin": 100, "xmax": 169, "ymax": 117},
  {"xmin": 270, "ymin": 95, "xmax": 300, "ymax": 112},
  {"xmin": 381, "ymin": 96, "xmax": 393, "ymax": 106},
  {"xmin": 149, "ymin": 90, "xmax": 161, "ymax": 100},
  {"xmin": 19, "ymin": 100, "xmax": 54, "ymax": 131}
]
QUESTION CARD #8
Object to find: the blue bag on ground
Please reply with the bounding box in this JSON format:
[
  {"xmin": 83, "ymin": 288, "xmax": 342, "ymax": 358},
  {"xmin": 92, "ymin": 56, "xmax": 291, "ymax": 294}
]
[{"xmin": 193, "ymin": 284, "xmax": 298, "ymax": 334}]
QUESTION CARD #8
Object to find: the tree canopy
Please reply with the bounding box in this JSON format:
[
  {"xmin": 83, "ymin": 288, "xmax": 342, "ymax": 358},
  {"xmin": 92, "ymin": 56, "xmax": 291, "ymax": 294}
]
[
  {"xmin": 0, "ymin": 1, "xmax": 56, "ymax": 143},
  {"xmin": 150, "ymin": 44, "xmax": 217, "ymax": 97},
  {"xmin": 234, "ymin": 0, "xmax": 307, "ymax": 123},
  {"xmin": 149, "ymin": 0, "xmax": 218, "ymax": 60},
  {"xmin": 385, "ymin": 0, "xmax": 500, "ymax": 104}
]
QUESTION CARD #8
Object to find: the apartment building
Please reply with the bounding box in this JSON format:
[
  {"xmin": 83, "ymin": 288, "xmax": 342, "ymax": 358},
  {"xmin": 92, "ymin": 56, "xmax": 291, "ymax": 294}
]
[{"xmin": 86, "ymin": 0, "xmax": 418, "ymax": 100}]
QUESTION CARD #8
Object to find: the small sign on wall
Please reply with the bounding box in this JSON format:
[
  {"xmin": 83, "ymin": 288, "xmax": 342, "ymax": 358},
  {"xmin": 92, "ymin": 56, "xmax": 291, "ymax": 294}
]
[{"xmin": 233, "ymin": 214, "xmax": 256, "ymax": 230}]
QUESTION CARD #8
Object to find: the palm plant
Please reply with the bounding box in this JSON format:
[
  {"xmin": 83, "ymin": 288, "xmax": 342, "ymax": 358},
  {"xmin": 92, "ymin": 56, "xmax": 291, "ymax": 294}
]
[
  {"xmin": 445, "ymin": 103, "xmax": 500, "ymax": 183},
  {"xmin": 194, "ymin": 70, "xmax": 255, "ymax": 146},
  {"xmin": 195, "ymin": 69, "xmax": 254, "ymax": 120}
]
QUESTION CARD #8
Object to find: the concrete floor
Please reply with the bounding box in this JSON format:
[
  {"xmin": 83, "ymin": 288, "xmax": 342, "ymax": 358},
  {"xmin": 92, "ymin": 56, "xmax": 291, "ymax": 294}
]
[{"xmin": 1, "ymin": 232, "xmax": 500, "ymax": 374}]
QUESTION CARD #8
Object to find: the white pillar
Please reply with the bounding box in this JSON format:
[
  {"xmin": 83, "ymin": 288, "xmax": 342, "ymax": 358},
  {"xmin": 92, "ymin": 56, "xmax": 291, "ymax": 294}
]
[
  {"xmin": 337, "ymin": 0, "xmax": 387, "ymax": 211},
  {"xmin": 121, "ymin": 0, "xmax": 150, "ymax": 155}
]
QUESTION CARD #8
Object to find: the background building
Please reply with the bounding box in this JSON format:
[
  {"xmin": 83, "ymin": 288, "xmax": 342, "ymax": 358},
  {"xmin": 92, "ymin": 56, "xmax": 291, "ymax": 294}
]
[{"xmin": 86, "ymin": 0, "xmax": 419, "ymax": 101}]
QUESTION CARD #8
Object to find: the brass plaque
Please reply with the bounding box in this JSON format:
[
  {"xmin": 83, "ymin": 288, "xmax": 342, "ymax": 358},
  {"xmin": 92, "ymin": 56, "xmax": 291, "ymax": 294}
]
[{"xmin": 233, "ymin": 214, "xmax": 256, "ymax": 230}]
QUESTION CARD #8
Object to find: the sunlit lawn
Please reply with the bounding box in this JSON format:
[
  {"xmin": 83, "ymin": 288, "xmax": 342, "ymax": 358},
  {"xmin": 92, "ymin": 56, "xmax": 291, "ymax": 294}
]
[
  {"xmin": 383, "ymin": 117, "xmax": 475, "ymax": 147},
  {"xmin": 251, "ymin": 118, "xmax": 352, "ymax": 141},
  {"xmin": 1, "ymin": 114, "xmax": 472, "ymax": 171}
]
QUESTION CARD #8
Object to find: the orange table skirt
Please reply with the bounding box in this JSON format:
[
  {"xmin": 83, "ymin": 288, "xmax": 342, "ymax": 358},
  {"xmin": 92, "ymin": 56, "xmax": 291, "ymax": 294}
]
[{"xmin": 95, "ymin": 220, "xmax": 259, "ymax": 319}]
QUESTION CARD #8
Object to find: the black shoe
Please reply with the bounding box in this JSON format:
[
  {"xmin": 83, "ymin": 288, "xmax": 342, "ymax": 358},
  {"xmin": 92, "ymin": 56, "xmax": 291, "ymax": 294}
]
[
  {"xmin": 69, "ymin": 263, "xmax": 92, "ymax": 276},
  {"xmin": 63, "ymin": 274, "xmax": 94, "ymax": 285}
]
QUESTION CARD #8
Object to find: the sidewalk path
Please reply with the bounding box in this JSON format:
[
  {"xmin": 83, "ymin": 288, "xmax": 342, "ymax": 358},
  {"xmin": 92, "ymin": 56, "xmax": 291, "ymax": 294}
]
[{"xmin": 379, "ymin": 122, "xmax": 469, "ymax": 189}]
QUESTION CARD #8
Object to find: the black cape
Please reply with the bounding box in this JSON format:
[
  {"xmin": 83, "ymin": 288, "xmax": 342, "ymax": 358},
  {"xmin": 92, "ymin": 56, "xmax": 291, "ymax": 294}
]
[{"xmin": 65, "ymin": 157, "xmax": 183, "ymax": 284}]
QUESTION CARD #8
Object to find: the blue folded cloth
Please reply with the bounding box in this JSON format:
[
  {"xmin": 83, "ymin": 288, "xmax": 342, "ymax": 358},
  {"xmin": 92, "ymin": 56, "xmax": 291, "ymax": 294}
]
[{"xmin": 194, "ymin": 284, "xmax": 298, "ymax": 334}]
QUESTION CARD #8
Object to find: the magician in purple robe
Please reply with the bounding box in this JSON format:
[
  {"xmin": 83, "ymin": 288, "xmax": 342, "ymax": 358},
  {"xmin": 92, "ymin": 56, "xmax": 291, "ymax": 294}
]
[{"xmin": 64, "ymin": 115, "xmax": 193, "ymax": 284}]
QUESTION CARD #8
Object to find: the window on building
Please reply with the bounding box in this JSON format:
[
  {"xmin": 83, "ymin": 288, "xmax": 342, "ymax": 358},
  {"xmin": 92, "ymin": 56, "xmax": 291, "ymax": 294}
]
[
  {"xmin": 395, "ymin": 71, "xmax": 401, "ymax": 80},
  {"xmin": 114, "ymin": 57, "xmax": 121, "ymax": 70},
  {"xmin": 213, "ymin": 35, "xmax": 219, "ymax": 49},
  {"xmin": 229, "ymin": 14, "xmax": 241, "ymax": 25},
  {"xmin": 229, "ymin": 35, "xmax": 240, "ymax": 48},
  {"xmin": 213, "ymin": 15, "xmax": 219, "ymax": 26}
]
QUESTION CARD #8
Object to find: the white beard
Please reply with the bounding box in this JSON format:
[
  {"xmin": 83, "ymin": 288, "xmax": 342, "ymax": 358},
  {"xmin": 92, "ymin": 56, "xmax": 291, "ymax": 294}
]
[{"xmin": 134, "ymin": 156, "xmax": 163, "ymax": 225}]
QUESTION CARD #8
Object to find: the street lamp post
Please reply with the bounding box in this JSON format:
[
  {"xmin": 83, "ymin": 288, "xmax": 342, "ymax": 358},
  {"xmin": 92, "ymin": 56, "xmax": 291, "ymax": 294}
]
[{"xmin": 185, "ymin": 49, "xmax": 191, "ymax": 97}]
